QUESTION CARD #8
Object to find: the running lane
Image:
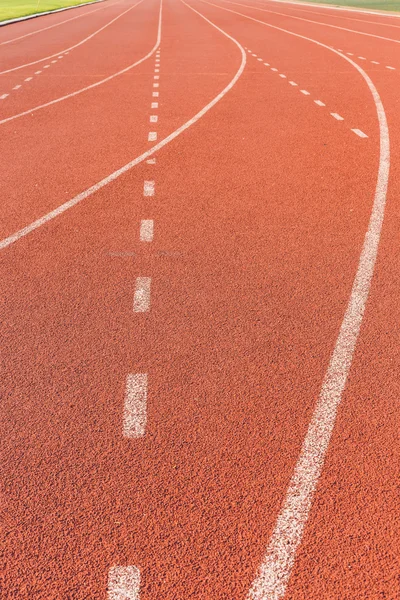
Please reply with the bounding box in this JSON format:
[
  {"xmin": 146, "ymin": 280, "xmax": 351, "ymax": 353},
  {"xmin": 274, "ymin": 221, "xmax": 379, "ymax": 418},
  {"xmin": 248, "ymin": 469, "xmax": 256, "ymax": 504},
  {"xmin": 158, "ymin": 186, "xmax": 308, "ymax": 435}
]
[{"xmin": 2, "ymin": 0, "xmax": 396, "ymax": 598}]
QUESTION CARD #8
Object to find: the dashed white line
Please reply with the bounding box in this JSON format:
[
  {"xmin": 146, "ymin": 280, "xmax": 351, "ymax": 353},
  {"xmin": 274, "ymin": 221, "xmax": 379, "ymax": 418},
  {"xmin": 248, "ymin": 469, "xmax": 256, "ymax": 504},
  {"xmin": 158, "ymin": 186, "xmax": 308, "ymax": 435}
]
[
  {"xmin": 150, "ymin": 115, "xmax": 158, "ymax": 123},
  {"xmin": 153, "ymin": 83, "xmax": 159, "ymax": 88},
  {"xmin": 152, "ymin": 91, "xmax": 159, "ymax": 97},
  {"xmin": 289, "ymin": 81, "xmax": 297, "ymax": 86},
  {"xmin": 151, "ymin": 102, "xmax": 158, "ymax": 108},
  {"xmin": 43, "ymin": 65, "xmax": 50, "ymax": 69},
  {"xmin": 358, "ymin": 56, "xmax": 366, "ymax": 60},
  {"xmin": 12, "ymin": 85, "xmax": 21, "ymax": 90},
  {"xmin": 51, "ymin": 60, "xmax": 57, "ymax": 64},
  {"xmin": 386, "ymin": 66, "xmax": 395, "ymax": 70},
  {"xmin": 24, "ymin": 77, "xmax": 33, "ymax": 82},
  {"xmin": 257, "ymin": 58, "xmax": 263, "ymax": 61},
  {"xmin": 279, "ymin": 74, "xmax": 286, "ymax": 78},
  {"xmin": 155, "ymin": 68, "xmax": 160, "ymax": 72},
  {"xmin": 300, "ymin": 89, "xmax": 310, "ymax": 95},
  {"xmin": 347, "ymin": 52, "xmax": 354, "ymax": 56},
  {"xmin": 143, "ymin": 180, "xmax": 155, "ymax": 196},
  {"xmin": 352, "ymin": 128, "xmax": 368, "ymax": 138},
  {"xmin": 35, "ymin": 70, "xmax": 42, "ymax": 74},
  {"xmin": 123, "ymin": 375, "xmax": 148, "ymax": 438},
  {"xmin": 263, "ymin": 62, "xmax": 270, "ymax": 66},
  {"xmin": 133, "ymin": 277, "xmax": 151, "ymax": 312},
  {"xmin": 331, "ymin": 112, "xmax": 344, "ymax": 120},
  {"xmin": 154, "ymin": 75, "xmax": 160, "ymax": 79},
  {"xmin": 314, "ymin": 99, "xmax": 325, "ymax": 106},
  {"xmin": 148, "ymin": 131, "xmax": 157, "ymax": 141},
  {"xmin": 0, "ymin": 94, "xmax": 9, "ymax": 99},
  {"xmin": 271, "ymin": 67, "xmax": 278, "ymax": 72},
  {"xmin": 372, "ymin": 61, "xmax": 380, "ymax": 64},
  {"xmin": 146, "ymin": 157, "xmax": 156, "ymax": 164},
  {"xmin": 140, "ymin": 219, "xmax": 154, "ymax": 242},
  {"xmin": 108, "ymin": 565, "xmax": 140, "ymax": 599}
]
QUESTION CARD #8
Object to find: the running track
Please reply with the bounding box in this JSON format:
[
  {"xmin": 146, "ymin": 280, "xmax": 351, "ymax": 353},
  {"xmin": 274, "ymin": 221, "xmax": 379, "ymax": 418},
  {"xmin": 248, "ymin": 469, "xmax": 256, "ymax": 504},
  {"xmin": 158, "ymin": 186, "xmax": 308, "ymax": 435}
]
[{"xmin": 1, "ymin": 0, "xmax": 399, "ymax": 598}]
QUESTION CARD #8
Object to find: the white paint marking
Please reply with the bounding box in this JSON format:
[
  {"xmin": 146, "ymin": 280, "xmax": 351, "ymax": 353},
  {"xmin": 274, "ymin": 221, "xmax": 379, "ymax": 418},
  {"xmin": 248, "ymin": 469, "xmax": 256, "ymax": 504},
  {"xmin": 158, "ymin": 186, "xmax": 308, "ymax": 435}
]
[
  {"xmin": 123, "ymin": 373, "xmax": 147, "ymax": 437},
  {"xmin": 24, "ymin": 77, "xmax": 33, "ymax": 82},
  {"xmin": 279, "ymin": 74, "xmax": 286, "ymax": 78},
  {"xmin": 143, "ymin": 180, "xmax": 155, "ymax": 196},
  {"xmin": 151, "ymin": 102, "xmax": 158, "ymax": 108},
  {"xmin": 35, "ymin": 70, "xmax": 42, "ymax": 74},
  {"xmin": 140, "ymin": 219, "xmax": 154, "ymax": 242},
  {"xmin": 0, "ymin": 0, "xmax": 246, "ymax": 251},
  {"xmin": 252, "ymin": 53, "xmax": 258, "ymax": 56},
  {"xmin": 51, "ymin": 60, "xmax": 57, "ymax": 64},
  {"xmin": 13, "ymin": 85, "xmax": 21, "ymax": 90},
  {"xmin": 58, "ymin": 56, "xmax": 63, "ymax": 59},
  {"xmin": 300, "ymin": 89, "xmax": 310, "ymax": 95},
  {"xmin": 152, "ymin": 91, "xmax": 159, "ymax": 97},
  {"xmin": 386, "ymin": 66, "xmax": 395, "ymax": 70},
  {"xmin": 43, "ymin": 65, "xmax": 50, "ymax": 68},
  {"xmin": 347, "ymin": 52, "xmax": 353, "ymax": 55},
  {"xmin": 148, "ymin": 132, "xmax": 157, "ymax": 141},
  {"xmin": 133, "ymin": 277, "xmax": 151, "ymax": 312},
  {"xmin": 153, "ymin": 83, "xmax": 159, "ymax": 87},
  {"xmin": 331, "ymin": 112, "xmax": 344, "ymax": 120},
  {"xmin": 263, "ymin": 62, "xmax": 270, "ymax": 66},
  {"xmin": 155, "ymin": 68, "xmax": 160, "ymax": 72},
  {"xmin": 271, "ymin": 67, "xmax": 278, "ymax": 71},
  {"xmin": 358, "ymin": 56, "xmax": 366, "ymax": 60},
  {"xmin": 108, "ymin": 565, "xmax": 140, "ymax": 599},
  {"xmin": 146, "ymin": 158, "xmax": 156, "ymax": 164},
  {"xmin": 150, "ymin": 115, "xmax": 158, "ymax": 123},
  {"xmin": 314, "ymin": 99, "xmax": 325, "ymax": 106},
  {"xmin": 371, "ymin": 61, "xmax": 380, "ymax": 64},
  {"xmin": 289, "ymin": 81, "xmax": 297, "ymax": 86},
  {"xmin": 154, "ymin": 75, "xmax": 160, "ymax": 79},
  {"xmin": 0, "ymin": 94, "xmax": 9, "ymax": 99},
  {"xmin": 352, "ymin": 128, "xmax": 368, "ymax": 138},
  {"xmin": 257, "ymin": 58, "xmax": 263, "ymax": 61}
]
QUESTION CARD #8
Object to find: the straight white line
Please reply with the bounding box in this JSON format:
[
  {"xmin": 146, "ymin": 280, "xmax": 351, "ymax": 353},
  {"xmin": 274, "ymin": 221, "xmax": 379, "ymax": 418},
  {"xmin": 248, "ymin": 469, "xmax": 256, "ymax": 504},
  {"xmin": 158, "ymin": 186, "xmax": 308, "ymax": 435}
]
[
  {"xmin": 289, "ymin": 81, "xmax": 297, "ymax": 86},
  {"xmin": 352, "ymin": 128, "xmax": 368, "ymax": 138},
  {"xmin": 0, "ymin": 0, "xmax": 163, "ymax": 127},
  {"xmin": 133, "ymin": 277, "xmax": 151, "ymax": 312},
  {"xmin": 314, "ymin": 99, "xmax": 325, "ymax": 106},
  {"xmin": 143, "ymin": 180, "xmax": 155, "ymax": 196},
  {"xmin": 148, "ymin": 132, "xmax": 157, "ymax": 141},
  {"xmin": 0, "ymin": 94, "xmax": 9, "ymax": 99},
  {"xmin": 150, "ymin": 115, "xmax": 158, "ymax": 122},
  {"xmin": 24, "ymin": 77, "xmax": 33, "ymax": 82},
  {"xmin": 140, "ymin": 219, "xmax": 154, "ymax": 242},
  {"xmin": 123, "ymin": 374, "xmax": 147, "ymax": 438},
  {"xmin": 152, "ymin": 91, "xmax": 159, "ymax": 97},
  {"xmin": 386, "ymin": 66, "xmax": 395, "ymax": 70},
  {"xmin": 151, "ymin": 102, "xmax": 158, "ymax": 108},
  {"xmin": 300, "ymin": 89, "xmax": 310, "ymax": 95},
  {"xmin": 0, "ymin": 0, "xmax": 246, "ymax": 252},
  {"xmin": 330, "ymin": 112, "xmax": 344, "ymax": 120},
  {"xmin": 195, "ymin": 3, "xmax": 389, "ymax": 599},
  {"xmin": 0, "ymin": 0, "xmax": 145, "ymax": 75}
]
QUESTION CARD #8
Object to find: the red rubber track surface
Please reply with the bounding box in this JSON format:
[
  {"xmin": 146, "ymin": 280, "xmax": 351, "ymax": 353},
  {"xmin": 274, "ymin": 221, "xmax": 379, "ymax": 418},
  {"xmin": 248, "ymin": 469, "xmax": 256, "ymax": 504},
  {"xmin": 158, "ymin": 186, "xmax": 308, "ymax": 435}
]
[{"xmin": 1, "ymin": 0, "xmax": 399, "ymax": 598}]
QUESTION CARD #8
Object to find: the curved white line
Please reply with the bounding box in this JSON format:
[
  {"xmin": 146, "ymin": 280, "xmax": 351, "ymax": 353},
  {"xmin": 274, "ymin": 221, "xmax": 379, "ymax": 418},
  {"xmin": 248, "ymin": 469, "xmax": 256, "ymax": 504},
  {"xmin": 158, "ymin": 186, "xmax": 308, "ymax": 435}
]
[
  {"xmin": 0, "ymin": 0, "xmax": 246, "ymax": 251},
  {"xmin": 0, "ymin": 0, "xmax": 160, "ymax": 126},
  {"xmin": 197, "ymin": 2, "xmax": 390, "ymax": 598},
  {"xmin": 218, "ymin": 0, "xmax": 400, "ymax": 44},
  {"xmin": 268, "ymin": 0, "xmax": 400, "ymax": 20},
  {"xmin": 0, "ymin": 0, "xmax": 125, "ymax": 46},
  {"xmin": 0, "ymin": 0, "xmax": 144, "ymax": 76}
]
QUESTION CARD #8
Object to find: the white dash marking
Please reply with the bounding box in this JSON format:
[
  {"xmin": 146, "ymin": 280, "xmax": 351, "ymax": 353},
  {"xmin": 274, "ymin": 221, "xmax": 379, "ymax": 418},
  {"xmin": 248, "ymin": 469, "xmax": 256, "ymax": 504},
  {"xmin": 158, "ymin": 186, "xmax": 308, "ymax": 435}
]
[
  {"xmin": 143, "ymin": 180, "xmax": 155, "ymax": 196},
  {"xmin": 108, "ymin": 565, "xmax": 140, "ymax": 600},
  {"xmin": 58, "ymin": 56, "xmax": 63, "ymax": 59},
  {"xmin": 133, "ymin": 277, "xmax": 151, "ymax": 312},
  {"xmin": 358, "ymin": 56, "xmax": 366, "ymax": 60},
  {"xmin": 314, "ymin": 99, "xmax": 325, "ymax": 106},
  {"xmin": 0, "ymin": 93, "xmax": 9, "ymax": 99},
  {"xmin": 352, "ymin": 128, "xmax": 368, "ymax": 138},
  {"xmin": 347, "ymin": 52, "xmax": 353, "ymax": 56},
  {"xmin": 279, "ymin": 74, "xmax": 287, "ymax": 78},
  {"xmin": 331, "ymin": 112, "xmax": 344, "ymax": 120},
  {"xmin": 13, "ymin": 85, "xmax": 21, "ymax": 90},
  {"xmin": 337, "ymin": 48, "xmax": 343, "ymax": 52},
  {"xmin": 154, "ymin": 68, "xmax": 160, "ymax": 73},
  {"xmin": 153, "ymin": 83, "xmax": 159, "ymax": 88},
  {"xmin": 257, "ymin": 58, "xmax": 263, "ymax": 61},
  {"xmin": 263, "ymin": 62, "xmax": 270, "ymax": 66},
  {"xmin": 35, "ymin": 70, "xmax": 42, "ymax": 74},
  {"xmin": 386, "ymin": 66, "xmax": 395, "ymax": 70},
  {"xmin": 300, "ymin": 89, "xmax": 310, "ymax": 95},
  {"xmin": 140, "ymin": 219, "xmax": 154, "ymax": 242},
  {"xmin": 371, "ymin": 61, "xmax": 380, "ymax": 64},
  {"xmin": 51, "ymin": 60, "xmax": 57, "ymax": 64},
  {"xmin": 146, "ymin": 158, "xmax": 156, "ymax": 164},
  {"xmin": 151, "ymin": 102, "xmax": 158, "ymax": 109},
  {"xmin": 24, "ymin": 77, "xmax": 33, "ymax": 82},
  {"xmin": 271, "ymin": 67, "xmax": 278, "ymax": 72},
  {"xmin": 154, "ymin": 75, "xmax": 160, "ymax": 79},
  {"xmin": 150, "ymin": 115, "xmax": 158, "ymax": 123},
  {"xmin": 289, "ymin": 81, "xmax": 297, "ymax": 86},
  {"xmin": 148, "ymin": 131, "xmax": 157, "ymax": 141},
  {"xmin": 43, "ymin": 65, "xmax": 50, "ymax": 68},
  {"xmin": 251, "ymin": 53, "xmax": 257, "ymax": 57},
  {"xmin": 152, "ymin": 92, "xmax": 159, "ymax": 97}
]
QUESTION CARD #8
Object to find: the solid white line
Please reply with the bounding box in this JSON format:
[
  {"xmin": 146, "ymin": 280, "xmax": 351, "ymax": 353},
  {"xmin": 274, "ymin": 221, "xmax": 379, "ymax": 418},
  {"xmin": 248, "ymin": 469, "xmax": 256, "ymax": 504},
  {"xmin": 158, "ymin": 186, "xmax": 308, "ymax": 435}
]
[
  {"xmin": 108, "ymin": 565, "xmax": 140, "ymax": 599},
  {"xmin": 133, "ymin": 277, "xmax": 151, "ymax": 312},
  {"xmin": 140, "ymin": 219, "xmax": 154, "ymax": 242},
  {"xmin": 386, "ymin": 66, "xmax": 395, "ymax": 70},
  {"xmin": 0, "ymin": 0, "xmax": 163, "ymax": 127},
  {"xmin": 331, "ymin": 112, "xmax": 344, "ymax": 120},
  {"xmin": 143, "ymin": 180, "xmax": 155, "ymax": 196},
  {"xmin": 289, "ymin": 81, "xmax": 297, "ymax": 85},
  {"xmin": 300, "ymin": 89, "xmax": 310, "ymax": 95},
  {"xmin": 0, "ymin": 0, "xmax": 246, "ymax": 252},
  {"xmin": 0, "ymin": 0, "xmax": 145, "ymax": 76},
  {"xmin": 314, "ymin": 99, "xmax": 325, "ymax": 106},
  {"xmin": 148, "ymin": 132, "xmax": 157, "ymax": 141},
  {"xmin": 151, "ymin": 102, "xmax": 158, "ymax": 108},
  {"xmin": 352, "ymin": 128, "xmax": 368, "ymax": 138},
  {"xmin": 123, "ymin": 375, "xmax": 147, "ymax": 438},
  {"xmin": 0, "ymin": 94, "xmax": 9, "ymax": 99},
  {"xmin": 150, "ymin": 115, "xmax": 158, "ymax": 122},
  {"xmin": 196, "ymin": 3, "xmax": 389, "ymax": 599}
]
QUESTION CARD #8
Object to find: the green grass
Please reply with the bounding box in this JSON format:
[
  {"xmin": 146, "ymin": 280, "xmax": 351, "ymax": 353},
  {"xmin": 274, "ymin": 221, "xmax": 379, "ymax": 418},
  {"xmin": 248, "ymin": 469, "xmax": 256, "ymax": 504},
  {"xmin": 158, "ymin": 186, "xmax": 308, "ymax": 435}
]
[
  {"xmin": 290, "ymin": 0, "xmax": 400, "ymax": 12},
  {"xmin": 0, "ymin": 0, "xmax": 98, "ymax": 21}
]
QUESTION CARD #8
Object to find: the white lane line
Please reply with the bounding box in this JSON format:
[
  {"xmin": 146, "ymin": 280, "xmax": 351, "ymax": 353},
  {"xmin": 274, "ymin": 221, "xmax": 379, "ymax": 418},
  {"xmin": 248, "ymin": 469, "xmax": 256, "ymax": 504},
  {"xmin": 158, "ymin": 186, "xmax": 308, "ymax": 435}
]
[
  {"xmin": 24, "ymin": 77, "xmax": 33, "ymax": 82},
  {"xmin": 151, "ymin": 102, "xmax": 158, "ymax": 108},
  {"xmin": 300, "ymin": 89, "xmax": 310, "ymax": 95},
  {"xmin": 371, "ymin": 60, "xmax": 380, "ymax": 64},
  {"xmin": 150, "ymin": 115, "xmax": 158, "ymax": 122},
  {"xmin": 0, "ymin": 0, "xmax": 246, "ymax": 251},
  {"xmin": 252, "ymin": 53, "xmax": 258, "ymax": 56},
  {"xmin": 140, "ymin": 219, "xmax": 154, "ymax": 242},
  {"xmin": 358, "ymin": 56, "xmax": 366, "ymax": 60},
  {"xmin": 155, "ymin": 68, "xmax": 160, "ymax": 72},
  {"xmin": 279, "ymin": 74, "xmax": 286, "ymax": 78},
  {"xmin": 43, "ymin": 65, "xmax": 50, "ymax": 68},
  {"xmin": 108, "ymin": 565, "xmax": 140, "ymax": 599},
  {"xmin": 133, "ymin": 277, "xmax": 151, "ymax": 312},
  {"xmin": 123, "ymin": 374, "xmax": 147, "ymax": 438},
  {"xmin": 154, "ymin": 75, "xmax": 160, "ymax": 79},
  {"xmin": 152, "ymin": 91, "xmax": 159, "ymax": 97},
  {"xmin": 347, "ymin": 52, "xmax": 353, "ymax": 55},
  {"xmin": 195, "ymin": 3, "xmax": 389, "ymax": 599},
  {"xmin": 0, "ymin": 0, "xmax": 145, "ymax": 75},
  {"xmin": 35, "ymin": 70, "xmax": 42, "ymax": 74},
  {"xmin": 0, "ymin": 0, "xmax": 163, "ymax": 127},
  {"xmin": 330, "ymin": 112, "xmax": 344, "ymax": 120},
  {"xmin": 263, "ymin": 62, "xmax": 270, "ymax": 66},
  {"xmin": 352, "ymin": 128, "xmax": 368, "ymax": 138},
  {"xmin": 271, "ymin": 67, "xmax": 278, "ymax": 71},
  {"xmin": 289, "ymin": 81, "xmax": 297, "ymax": 86},
  {"xmin": 146, "ymin": 157, "xmax": 156, "ymax": 164},
  {"xmin": 314, "ymin": 99, "xmax": 325, "ymax": 106},
  {"xmin": 153, "ymin": 83, "xmax": 159, "ymax": 88},
  {"xmin": 148, "ymin": 132, "xmax": 157, "ymax": 141},
  {"xmin": 51, "ymin": 60, "xmax": 58, "ymax": 64},
  {"xmin": 257, "ymin": 58, "xmax": 263, "ymax": 61},
  {"xmin": 58, "ymin": 56, "xmax": 64, "ymax": 59},
  {"xmin": 143, "ymin": 180, "xmax": 155, "ymax": 196},
  {"xmin": 386, "ymin": 66, "xmax": 395, "ymax": 70},
  {"xmin": 0, "ymin": 94, "xmax": 9, "ymax": 99},
  {"xmin": 13, "ymin": 85, "xmax": 21, "ymax": 90}
]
